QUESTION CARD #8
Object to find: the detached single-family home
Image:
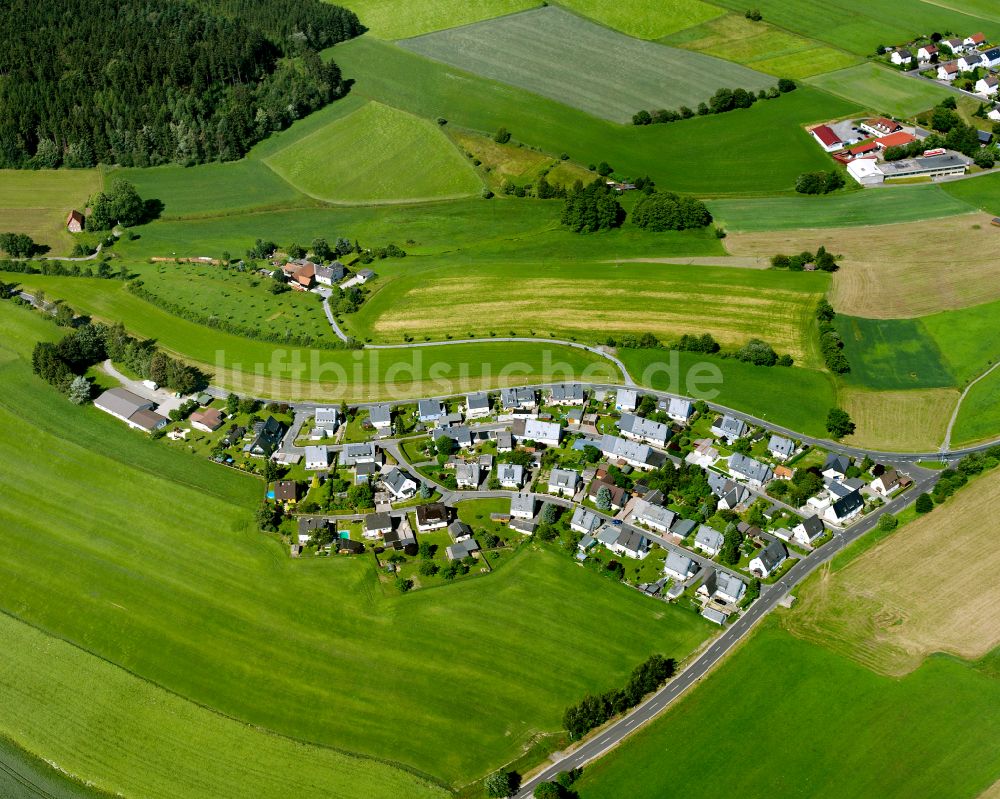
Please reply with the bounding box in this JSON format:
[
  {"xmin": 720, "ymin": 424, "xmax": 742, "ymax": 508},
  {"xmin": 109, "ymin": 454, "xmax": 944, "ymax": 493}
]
[
  {"xmin": 861, "ymin": 117, "xmax": 903, "ymax": 136},
  {"xmin": 810, "ymin": 124, "xmax": 843, "ymax": 152},
  {"xmin": 94, "ymin": 388, "xmax": 169, "ymax": 433},
  {"xmin": 497, "ymin": 463, "xmax": 525, "ymax": 489},
  {"xmin": 890, "ymin": 48, "xmax": 913, "ymax": 65},
  {"xmin": 436, "ymin": 425, "xmax": 473, "ymax": 450},
  {"xmin": 749, "ymin": 540, "xmax": 788, "ymax": 578},
  {"xmin": 465, "ymin": 392, "xmax": 492, "ymax": 419},
  {"xmin": 767, "ymin": 435, "xmax": 795, "ymax": 460},
  {"xmin": 792, "ymin": 515, "xmax": 825, "ymax": 546},
  {"xmin": 496, "ymin": 431, "xmax": 513, "ymax": 452},
  {"xmin": 587, "ymin": 478, "xmax": 626, "ymax": 511},
  {"xmin": 693, "ymin": 525, "xmax": 725, "ymax": 557},
  {"xmin": 917, "ymin": 44, "xmax": 938, "ymax": 61},
  {"xmin": 822, "ymin": 453, "xmax": 851, "ymax": 480},
  {"xmin": 608, "ymin": 528, "xmax": 649, "ymax": 560},
  {"xmin": 548, "ymin": 468, "xmax": 580, "ymax": 497},
  {"xmin": 447, "ymin": 520, "xmax": 474, "ymax": 543},
  {"xmin": 711, "ymin": 414, "xmax": 748, "ymax": 444},
  {"xmin": 570, "ymin": 507, "xmax": 602, "ymax": 536},
  {"xmin": 958, "ymin": 51, "xmax": 984, "ymax": 71},
  {"xmin": 599, "ymin": 434, "xmax": 665, "ymax": 470},
  {"xmin": 549, "ymin": 383, "xmax": 585, "ymax": 405},
  {"xmin": 446, "ymin": 538, "xmax": 480, "ymax": 561},
  {"xmin": 826, "ymin": 489, "xmax": 864, "ymax": 524},
  {"xmin": 698, "ymin": 569, "xmax": 746, "ymax": 605},
  {"xmin": 943, "ymin": 37, "xmax": 966, "ymax": 53},
  {"xmin": 364, "ymin": 512, "xmax": 393, "ymax": 539},
  {"xmin": 273, "ymin": 480, "xmax": 298, "ymax": 504},
  {"xmin": 633, "ymin": 500, "xmax": 676, "ymax": 533},
  {"xmin": 304, "ymin": 445, "xmax": 330, "ymax": 471},
  {"xmin": 190, "ymin": 407, "xmax": 224, "ymax": 433},
  {"xmin": 510, "ymin": 492, "xmax": 536, "ymax": 520},
  {"xmin": 297, "ymin": 516, "xmax": 330, "ymax": 545},
  {"xmin": 383, "ymin": 519, "xmax": 417, "ymax": 551},
  {"xmin": 938, "ymin": 60, "xmax": 960, "ymax": 80},
  {"xmin": 966, "ymin": 32, "xmax": 987, "ymax": 48},
  {"xmin": 368, "ymin": 404, "xmax": 392, "ymax": 433},
  {"xmin": 455, "ymin": 462, "xmax": 481, "ymax": 489},
  {"xmin": 666, "ymin": 397, "xmax": 694, "ymax": 423},
  {"xmin": 313, "ymin": 407, "xmax": 339, "ymax": 438},
  {"xmin": 418, "ymin": 399, "xmax": 446, "ymax": 424},
  {"xmin": 512, "ymin": 418, "xmax": 562, "ymax": 447},
  {"xmin": 982, "ymin": 46, "xmax": 1000, "ymax": 67},
  {"xmin": 871, "ymin": 469, "xmax": 903, "ymax": 496},
  {"xmin": 686, "ymin": 439, "xmax": 719, "ymax": 469},
  {"xmin": 340, "ymin": 441, "xmax": 378, "ymax": 467},
  {"xmin": 617, "ymin": 413, "xmax": 669, "ymax": 446},
  {"xmin": 382, "ymin": 468, "xmax": 418, "ymax": 501},
  {"xmin": 729, "ymin": 453, "xmax": 774, "ymax": 487},
  {"xmin": 976, "ymin": 75, "xmax": 999, "ymax": 95},
  {"xmin": 416, "ymin": 502, "xmax": 449, "ymax": 532},
  {"xmin": 248, "ymin": 417, "xmax": 284, "ymax": 457},
  {"xmin": 615, "ymin": 388, "xmax": 638, "ymax": 412},
  {"xmin": 314, "ymin": 262, "xmax": 346, "ymax": 286},
  {"xmin": 664, "ymin": 551, "xmax": 695, "ymax": 580},
  {"xmin": 500, "ymin": 387, "xmax": 536, "ymax": 410}
]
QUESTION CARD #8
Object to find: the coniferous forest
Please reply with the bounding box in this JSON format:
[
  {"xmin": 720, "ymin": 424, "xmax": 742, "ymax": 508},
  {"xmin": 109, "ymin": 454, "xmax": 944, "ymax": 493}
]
[{"xmin": 0, "ymin": 0, "xmax": 365, "ymax": 168}]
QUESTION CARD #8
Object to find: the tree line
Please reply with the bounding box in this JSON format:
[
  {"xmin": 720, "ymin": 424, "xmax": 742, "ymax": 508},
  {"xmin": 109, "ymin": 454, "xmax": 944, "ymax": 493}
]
[
  {"xmin": 0, "ymin": 0, "xmax": 363, "ymax": 168},
  {"xmin": 602, "ymin": 329, "xmax": 793, "ymax": 367},
  {"xmin": 561, "ymin": 179, "xmax": 712, "ymax": 233},
  {"xmin": 815, "ymin": 298, "xmax": 850, "ymax": 374},
  {"xmin": 631, "ymin": 79, "xmax": 796, "ymax": 126}
]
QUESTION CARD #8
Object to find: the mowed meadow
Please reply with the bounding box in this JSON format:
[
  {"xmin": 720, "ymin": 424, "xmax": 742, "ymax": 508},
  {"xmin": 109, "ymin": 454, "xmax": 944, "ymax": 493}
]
[{"xmin": 0, "ymin": 169, "xmax": 103, "ymax": 255}]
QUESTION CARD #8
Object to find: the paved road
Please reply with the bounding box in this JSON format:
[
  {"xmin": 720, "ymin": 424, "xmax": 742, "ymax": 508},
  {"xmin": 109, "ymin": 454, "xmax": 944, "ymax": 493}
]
[
  {"xmin": 319, "ymin": 294, "xmax": 351, "ymax": 343},
  {"xmin": 100, "ymin": 359, "xmax": 187, "ymax": 415},
  {"xmin": 513, "ymin": 470, "xmax": 939, "ymax": 797}
]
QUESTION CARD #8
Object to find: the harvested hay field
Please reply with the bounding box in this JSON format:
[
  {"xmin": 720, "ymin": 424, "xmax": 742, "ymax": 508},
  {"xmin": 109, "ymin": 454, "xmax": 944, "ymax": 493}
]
[
  {"xmin": 785, "ymin": 468, "xmax": 1000, "ymax": 676},
  {"xmin": 726, "ymin": 213, "xmax": 1000, "ymax": 317},
  {"xmin": 840, "ymin": 387, "xmax": 958, "ymax": 452}
]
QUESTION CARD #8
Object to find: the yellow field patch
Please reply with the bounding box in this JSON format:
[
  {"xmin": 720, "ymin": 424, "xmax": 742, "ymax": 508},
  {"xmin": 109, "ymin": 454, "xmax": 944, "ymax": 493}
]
[
  {"xmin": 786, "ymin": 468, "xmax": 1000, "ymax": 676},
  {"xmin": 726, "ymin": 213, "xmax": 1000, "ymax": 317},
  {"xmin": 839, "ymin": 386, "xmax": 959, "ymax": 452},
  {"xmin": 0, "ymin": 169, "xmax": 103, "ymax": 256},
  {"xmin": 449, "ymin": 131, "xmax": 592, "ymax": 191}
]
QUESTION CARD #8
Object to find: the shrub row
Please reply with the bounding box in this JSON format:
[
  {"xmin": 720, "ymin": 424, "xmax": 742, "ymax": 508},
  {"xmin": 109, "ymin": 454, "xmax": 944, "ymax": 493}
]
[
  {"xmin": 815, "ymin": 299, "xmax": 850, "ymax": 374},
  {"xmin": 631, "ymin": 80, "xmax": 796, "ymax": 126}
]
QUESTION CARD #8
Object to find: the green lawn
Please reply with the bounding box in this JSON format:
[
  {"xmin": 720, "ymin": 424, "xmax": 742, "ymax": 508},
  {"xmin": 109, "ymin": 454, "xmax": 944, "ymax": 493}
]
[
  {"xmin": 343, "ymin": 0, "xmax": 541, "ymax": 39},
  {"xmin": 942, "ymin": 169, "xmax": 1000, "ymax": 214},
  {"xmin": 835, "ymin": 315, "xmax": 955, "ymax": 390},
  {"xmin": 575, "ymin": 620, "xmax": 1000, "ymax": 799},
  {"xmin": 951, "ymin": 365, "xmax": 1000, "ymax": 446},
  {"xmin": 709, "ymin": 184, "xmax": 976, "ymax": 231},
  {"xmin": 922, "ymin": 297, "xmax": 1000, "ymax": 384},
  {"xmin": 620, "ymin": 348, "xmax": 836, "ymax": 436},
  {"xmin": 0, "ymin": 735, "xmax": 108, "ymax": 799},
  {"xmin": 0, "ymin": 168, "xmax": 103, "ymax": 255},
  {"xmin": 332, "ymin": 37, "xmax": 860, "ymax": 196},
  {"xmin": 399, "ymin": 7, "xmax": 774, "ymax": 124},
  {"xmin": 264, "ymin": 101, "xmax": 482, "ymax": 203},
  {"xmin": 560, "ymin": 0, "xmax": 724, "ymax": 39},
  {"xmin": 806, "ymin": 63, "xmax": 957, "ymax": 117}
]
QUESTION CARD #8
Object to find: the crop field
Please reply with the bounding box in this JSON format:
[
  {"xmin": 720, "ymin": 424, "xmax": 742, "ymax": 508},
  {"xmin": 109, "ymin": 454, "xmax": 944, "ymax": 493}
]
[
  {"xmin": 349, "ymin": 261, "xmax": 828, "ymax": 363},
  {"xmin": 835, "ymin": 315, "xmax": 955, "ymax": 390},
  {"xmin": 574, "ymin": 620, "xmax": 1000, "ymax": 799},
  {"xmin": 788, "ymin": 469, "xmax": 1000, "ymax": 675},
  {"xmin": 342, "ymin": 0, "xmax": 540, "ymax": 39},
  {"xmin": 618, "ymin": 349, "xmax": 836, "ymax": 437},
  {"xmin": 839, "ymin": 387, "xmax": 958, "ymax": 452},
  {"xmin": 0, "ymin": 168, "xmax": 103, "ymax": 255},
  {"xmin": 559, "ymin": 0, "xmax": 724, "ymax": 40},
  {"xmin": 663, "ymin": 13, "xmax": 861, "ymax": 79},
  {"xmin": 951, "ymin": 366, "xmax": 1000, "ymax": 447},
  {"xmin": 334, "ymin": 38, "xmax": 859, "ymax": 196},
  {"xmin": 806, "ymin": 63, "xmax": 956, "ymax": 117},
  {"xmin": 709, "ymin": 183, "xmax": 973, "ymax": 232},
  {"xmin": 398, "ymin": 7, "xmax": 774, "ymax": 124},
  {"xmin": 264, "ymin": 101, "xmax": 482, "ymax": 203}
]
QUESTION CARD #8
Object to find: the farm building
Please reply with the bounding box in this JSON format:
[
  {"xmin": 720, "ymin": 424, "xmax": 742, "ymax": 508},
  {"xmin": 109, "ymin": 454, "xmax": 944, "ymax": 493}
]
[
  {"xmin": 94, "ymin": 388, "xmax": 169, "ymax": 433},
  {"xmin": 65, "ymin": 209, "xmax": 84, "ymax": 233},
  {"xmin": 860, "ymin": 117, "xmax": 902, "ymax": 136},
  {"xmin": 875, "ymin": 131, "xmax": 916, "ymax": 150},
  {"xmin": 809, "ymin": 124, "xmax": 843, "ymax": 152}
]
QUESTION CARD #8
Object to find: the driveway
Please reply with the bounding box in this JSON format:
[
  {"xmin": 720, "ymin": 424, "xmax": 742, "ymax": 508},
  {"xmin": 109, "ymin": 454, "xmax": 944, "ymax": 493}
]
[{"xmin": 101, "ymin": 360, "xmax": 187, "ymax": 415}]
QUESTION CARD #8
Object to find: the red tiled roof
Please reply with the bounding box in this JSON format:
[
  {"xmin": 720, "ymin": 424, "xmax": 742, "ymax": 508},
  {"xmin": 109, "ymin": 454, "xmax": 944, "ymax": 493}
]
[
  {"xmin": 876, "ymin": 131, "xmax": 916, "ymax": 149},
  {"xmin": 810, "ymin": 124, "xmax": 841, "ymax": 147},
  {"xmin": 849, "ymin": 142, "xmax": 879, "ymax": 155}
]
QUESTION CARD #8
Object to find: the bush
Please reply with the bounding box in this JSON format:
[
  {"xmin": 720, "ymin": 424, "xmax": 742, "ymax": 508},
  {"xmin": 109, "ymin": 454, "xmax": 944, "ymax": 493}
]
[
  {"xmin": 915, "ymin": 493, "xmax": 934, "ymax": 514},
  {"xmin": 631, "ymin": 191, "xmax": 712, "ymax": 231},
  {"xmin": 494, "ymin": 127, "xmax": 512, "ymax": 144},
  {"xmin": 745, "ymin": 7, "xmax": 762, "ymax": 20},
  {"xmin": 826, "ymin": 407, "xmax": 855, "ymax": 438},
  {"xmin": 795, "ymin": 170, "xmax": 845, "ymax": 194},
  {"xmin": 735, "ymin": 338, "xmax": 778, "ymax": 366}
]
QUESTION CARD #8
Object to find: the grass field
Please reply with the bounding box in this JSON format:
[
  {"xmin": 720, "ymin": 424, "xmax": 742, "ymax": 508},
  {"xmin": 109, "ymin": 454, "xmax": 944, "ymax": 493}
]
[
  {"xmin": 559, "ymin": 0, "xmax": 724, "ymax": 40},
  {"xmin": 0, "ymin": 735, "xmax": 108, "ymax": 799},
  {"xmin": 840, "ymin": 387, "xmax": 958, "ymax": 451},
  {"xmin": 951, "ymin": 365, "xmax": 1000, "ymax": 446},
  {"xmin": 398, "ymin": 7, "xmax": 774, "ymax": 124},
  {"xmin": 264, "ymin": 101, "xmax": 481, "ymax": 203},
  {"xmin": 0, "ymin": 169, "xmax": 103, "ymax": 256},
  {"xmin": 618, "ymin": 348, "xmax": 836, "ymax": 436},
  {"xmin": 0, "ymin": 304, "xmax": 711, "ymax": 786},
  {"xmin": 349, "ymin": 260, "xmax": 829, "ymax": 363},
  {"xmin": 663, "ymin": 13, "xmax": 861, "ymax": 79},
  {"xmin": 835, "ymin": 315, "xmax": 955, "ymax": 390},
  {"xmin": 333, "ymin": 37, "xmax": 859, "ymax": 196},
  {"xmin": 342, "ymin": 0, "xmax": 540, "ymax": 39},
  {"xmin": 449, "ymin": 130, "xmax": 593, "ymax": 191},
  {"xmin": 942, "ymin": 168, "xmax": 1000, "ymax": 215},
  {"xmin": 787, "ymin": 469, "xmax": 1000, "ymax": 674},
  {"xmin": 712, "ymin": 183, "xmax": 975, "ymax": 232},
  {"xmin": 806, "ymin": 63, "xmax": 956, "ymax": 117},
  {"xmin": 922, "ymin": 298, "xmax": 1000, "ymax": 384}
]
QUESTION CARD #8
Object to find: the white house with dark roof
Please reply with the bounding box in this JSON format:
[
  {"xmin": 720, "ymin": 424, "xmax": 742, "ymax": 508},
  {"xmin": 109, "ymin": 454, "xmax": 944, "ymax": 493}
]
[
  {"xmin": 958, "ymin": 51, "xmax": 984, "ymax": 71},
  {"xmin": 570, "ymin": 507, "xmax": 602, "ymax": 536},
  {"xmin": 313, "ymin": 407, "xmax": 340, "ymax": 438},
  {"xmin": 465, "ymin": 392, "xmax": 491, "ymax": 419},
  {"xmin": 792, "ymin": 515, "xmax": 825, "ymax": 546},
  {"xmin": 749, "ymin": 540, "xmax": 787, "ymax": 578},
  {"xmin": 314, "ymin": 261, "xmax": 346, "ymax": 286},
  {"xmin": 870, "ymin": 469, "xmax": 903, "ymax": 496},
  {"xmin": 500, "ymin": 387, "xmax": 536, "ymax": 410},
  {"xmin": 615, "ymin": 388, "xmax": 638, "ymax": 412},
  {"xmin": 617, "ymin": 413, "xmax": 669, "ymax": 446},
  {"xmin": 436, "ymin": 425, "xmax": 473, "ymax": 450},
  {"xmin": 728, "ymin": 453, "xmax": 774, "ymax": 487},
  {"xmin": 609, "ymin": 528, "xmax": 649, "ymax": 560},
  {"xmin": 549, "ymin": 383, "xmax": 585, "ymax": 405},
  {"xmin": 711, "ymin": 414, "xmax": 748, "ymax": 443},
  {"xmin": 418, "ymin": 399, "xmax": 446, "ymax": 424},
  {"xmin": 890, "ymin": 48, "xmax": 912, "ymax": 65},
  {"xmin": 693, "ymin": 525, "xmax": 724, "ymax": 557},
  {"xmin": 447, "ymin": 520, "xmax": 474, "ymax": 543},
  {"xmin": 548, "ymin": 468, "xmax": 580, "ymax": 497},
  {"xmin": 512, "ymin": 418, "xmax": 561, "ymax": 447},
  {"xmin": 364, "ymin": 512, "xmax": 392, "ymax": 539},
  {"xmin": 599, "ymin": 434, "xmax": 664, "ymax": 470},
  {"xmin": 981, "ymin": 46, "xmax": 1000, "ymax": 67},
  {"xmin": 340, "ymin": 441, "xmax": 378, "ymax": 467},
  {"xmin": 664, "ymin": 551, "xmax": 695, "ymax": 580},
  {"xmin": 381, "ymin": 468, "xmax": 417, "ymax": 501},
  {"xmin": 368, "ymin": 404, "xmax": 392, "ymax": 433},
  {"xmin": 767, "ymin": 434, "xmax": 795, "ymax": 460},
  {"xmin": 825, "ymin": 489, "xmax": 864, "ymax": 524},
  {"xmin": 510, "ymin": 492, "xmax": 536, "ymax": 520},
  {"xmin": 665, "ymin": 397, "xmax": 694, "ymax": 423},
  {"xmin": 455, "ymin": 462, "xmax": 481, "ymax": 489},
  {"xmin": 497, "ymin": 463, "xmax": 525, "ymax": 489},
  {"xmin": 495, "ymin": 431, "xmax": 513, "ymax": 452},
  {"xmin": 977, "ymin": 75, "xmax": 999, "ymax": 96}
]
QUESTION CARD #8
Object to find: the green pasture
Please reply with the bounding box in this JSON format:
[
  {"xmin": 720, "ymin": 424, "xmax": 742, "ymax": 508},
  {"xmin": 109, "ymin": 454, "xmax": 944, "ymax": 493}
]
[
  {"xmin": 575, "ymin": 620, "xmax": 1000, "ymax": 799},
  {"xmin": 343, "ymin": 0, "xmax": 540, "ymax": 39},
  {"xmin": 942, "ymin": 169, "xmax": 1000, "ymax": 214},
  {"xmin": 0, "ymin": 735, "xmax": 112, "ymax": 799},
  {"xmin": 806, "ymin": 63, "xmax": 956, "ymax": 117},
  {"xmin": 922, "ymin": 298, "xmax": 1000, "ymax": 384},
  {"xmin": 264, "ymin": 101, "xmax": 482, "ymax": 203},
  {"xmin": 709, "ymin": 184, "xmax": 975, "ymax": 231},
  {"xmin": 332, "ymin": 37, "xmax": 859, "ymax": 196},
  {"xmin": 835, "ymin": 315, "xmax": 955, "ymax": 390},
  {"xmin": 0, "ymin": 168, "xmax": 103, "ymax": 255},
  {"xmin": 951, "ymin": 365, "xmax": 1000, "ymax": 446},
  {"xmin": 399, "ymin": 7, "xmax": 774, "ymax": 124},
  {"xmin": 554, "ymin": 0, "xmax": 724, "ymax": 41},
  {"xmin": 618, "ymin": 348, "xmax": 836, "ymax": 436}
]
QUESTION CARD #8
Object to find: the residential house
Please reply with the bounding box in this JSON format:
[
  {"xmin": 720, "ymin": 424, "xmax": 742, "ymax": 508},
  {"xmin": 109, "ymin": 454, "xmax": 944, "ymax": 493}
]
[
  {"xmin": 368, "ymin": 404, "xmax": 392, "ymax": 433},
  {"xmin": 632, "ymin": 500, "xmax": 676, "ymax": 533},
  {"xmin": 566, "ymin": 408, "xmax": 583, "ymax": 426},
  {"xmin": 749, "ymin": 540, "xmax": 788, "ymax": 578},
  {"xmin": 965, "ymin": 32, "xmax": 987, "ymax": 48},
  {"xmin": 455, "ymin": 462, "xmax": 481, "ymax": 489},
  {"xmin": 479, "ymin": 453, "xmax": 494, "ymax": 472},
  {"xmin": 980, "ymin": 129, "xmax": 994, "ymax": 145},
  {"xmin": 663, "ymin": 551, "xmax": 695, "ymax": 580},
  {"xmin": 728, "ymin": 453, "xmax": 774, "ymax": 487},
  {"xmin": 570, "ymin": 507, "xmax": 602, "ymax": 536},
  {"xmin": 436, "ymin": 425, "xmax": 473, "ymax": 450},
  {"xmin": 313, "ymin": 407, "xmax": 339, "ymax": 438},
  {"xmin": 944, "ymin": 36, "xmax": 966, "ymax": 53},
  {"xmin": 718, "ymin": 482, "xmax": 753, "ymax": 512},
  {"xmin": 698, "ymin": 569, "xmax": 746, "ymax": 605},
  {"xmin": 510, "ymin": 492, "xmax": 536, "ymax": 520},
  {"xmin": 382, "ymin": 468, "xmax": 417, "ymax": 501},
  {"xmin": 774, "ymin": 465, "xmax": 793, "ymax": 481},
  {"xmin": 496, "ymin": 431, "xmax": 513, "ymax": 452},
  {"xmin": 822, "ymin": 453, "xmax": 851, "ymax": 479},
  {"xmin": 355, "ymin": 461, "xmax": 380, "ymax": 483},
  {"xmin": 465, "ymin": 392, "xmax": 492, "ymax": 419},
  {"xmin": 66, "ymin": 209, "xmax": 84, "ymax": 233},
  {"xmin": 331, "ymin": 537, "xmax": 364, "ymax": 556},
  {"xmin": 809, "ymin": 124, "xmax": 843, "ymax": 152},
  {"xmin": 383, "ymin": 518, "xmax": 417, "ymax": 551},
  {"xmin": 666, "ymin": 398, "xmax": 694, "ymax": 423},
  {"xmin": 609, "ymin": 528, "xmax": 649, "ymax": 560},
  {"xmin": 767, "ymin": 434, "xmax": 795, "ymax": 460},
  {"xmin": 701, "ymin": 607, "xmax": 729, "ymax": 625},
  {"xmin": 340, "ymin": 441, "xmax": 379, "ymax": 467},
  {"xmin": 938, "ymin": 60, "xmax": 960, "ymax": 80},
  {"xmin": 447, "ymin": 520, "xmax": 474, "ymax": 543},
  {"xmin": 917, "ymin": 44, "xmax": 938, "ymax": 61},
  {"xmin": 190, "ymin": 407, "xmax": 224, "ymax": 433},
  {"xmin": 890, "ymin": 48, "xmax": 913, "ymax": 65},
  {"xmin": 248, "ymin": 417, "xmax": 284, "ymax": 457},
  {"xmin": 304, "ymin": 445, "xmax": 330, "ymax": 471},
  {"xmin": 958, "ymin": 51, "xmax": 984, "ymax": 71},
  {"xmin": 94, "ymin": 388, "xmax": 169, "ymax": 433},
  {"xmin": 497, "ymin": 463, "xmax": 525, "ymax": 489},
  {"xmin": 587, "ymin": 478, "xmax": 626, "ymax": 511},
  {"xmin": 710, "ymin": 414, "xmax": 748, "ymax": 444},
  {"xmin": 599, "ymin": 434, "xmax": 665, "ymax": 470},
  {"xmin": 282, "ymin": 260, "xmax": 316, "ymax": 290},
  {"xmin": 826, "ymin": 489, "xmax": 864, "ymax": 524},
  {"xmin": 297, "ymin": 516, "xmax": 330, "ymax": 546},
  {"xmin": 548, "ymin": 468, "xmax": 580, "ymax": 497},
  {"xmin": 577, "ymin": 534, "xmax": 597, "ymax": 555},
  {"xmin": 615, "ymin": 388, "xmax": 638, "ymax": 412},
  {"xmin": 792, "ymin": 515, "xmax": 825, "ymax": 547},
  {"xmin": 617, "ymin": 413, "xmax": 669, "ymax": 446},
  {"xmin": 418, "ymin": 399, "xmax": 446, "ymax": 424},
  {"xmin": 364, "ymin": 512, "xmax": 393, "ymax": 539},
  {"xmin": 314, "ymin": 262, "xmax": 346, "ymax": 286},
  {"xmin": 512, "ymin": 418, "xmax": 562, "ymax": 447},
  {"xmin": 272, "ymin": 480, "xmax": 298, "ymax": 504},
  {"xmin": 693, "ymin": 525, "xmax": 725, "ymax": 557},
  {"xmin": 860, "ymin": 117, "xmax": 903, "ymax": 136},
  {"xmin": 500, "ymin": 387, "xmax": 536, "ymax": 410},
  {"xmin": 685, "ymin": 439, "xmax": 719, "ymax": 469},
  {"xmin": 415, "ymin": 502, "xmax": 450, "ymax": 532},
  {"xmin": 871, "ymin": 469, "xmax": 903, "ymax": 496},
  {"xmin": 446, "ymin": 538, "xmax": 480, "ymax": 560},
  {"xmin": 549, "ymin": 383, "xmax": 585, "ymax": 405},
  {"xmin": 982, "ymin": 46, "xmax": 1000, "ymax": 67}
]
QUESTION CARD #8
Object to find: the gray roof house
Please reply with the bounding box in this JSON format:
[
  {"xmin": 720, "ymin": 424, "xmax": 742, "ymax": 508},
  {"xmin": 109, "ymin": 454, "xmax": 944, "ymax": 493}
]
[
  {"xmin": 364, "ymin": 512, "xmax": 392, "ymax": 538},
  {"xmin": 304, "ymin": 445, "xmax": 330, "ymax": 471},
  {"xmin": 340, "ymin": 441, "xmax": 378, "ymax": 466},
  {"xmin": 671, "ymin": 518, "xmax": 697, "ymax": 538},
  {"xmin": 447, "ymin": 520, "xmax": 474, "ymax": 542},
  {"xmin": 710, "ymin": 414, "xmax": 748, "ymax": 443},
  {"xmin": 664, "ymin": 551, "xmax": 695, "ymax": 580},
  {"xmin": 617, "ymin": 413, "xmax": 669, "ymax": 446},
  {"xmin": 633, "ymin": 500, "xmax": 676, "ymax": 533},
  {"xmin": 496, "ymin": 431, "xmax": 513, "ymax": 452},
  {"xmin": 466, "ymin": 392, "xmax": 492, "ymax": 418},
  {"xmin": 93, "ymin": 388, "xmax": 168, "ymax": 433},
  {"xmin": 610, "ymin": 528, "xmax": 649, "ymax": 560},
  {"xmin": 455, "ymin": 462, "xmax": 481, "ymax": 489},
  {"xmin": 549, "ymin": 383, "xmax": 585, "ymax": 405},
  {"xmin": 382, "ymin": 467, "xmax": 417, "ymax": 500},
  {"xmin": 446, "ymin": 538, "xmax": 480, "ymax": 560},
  {"xmin": 701, "ymin": 607, "xmax": 729, "ymax": 625},
  {"xmin": 435, "ymin": 425, "xmax": 473, "ymax": 449},
  {"xmin": 512, "ymin": 418, "xmax": 562, "ymax": 446},
  {"xmin": 368, "ymin": 404, "xmax": 392, "ymax": 431},
  {"xmin": 666, "ymin": 397, "xmax": 694, "ymax": 422},
  {"xmin": 767, "ymin": 434, "xmax": 795, "ymax": 460},
  {"xmin": 749, "ymin": 540, "xmax": 787, "ymax": 578},
  {"xmin": 699, "ymin": 569, "xmax": 746, "ymax": 605},
  {"xmin": 418, "ymin": 399, "xmax": 446, "ymax": 423},
  {"xmin": 728, "ymin": 453, "xmax": 774, "ymax": 486},
  {"xmin": 693, "ymin": 525, "xmax": 725, "ymax": 556},
  {"xmin": 510, "ymin": 492, "xmax": 536, "ymax": 520},
  {"xmin": 313, "ymin": 407, "xmax": 340, "ymax": 436},
  {"xmin": 497, "ymin": 463, "xmax": 525, "ymax": 488},
  {"xmin": 823, "ymin": 453, "xmax": 851, "ymax": 477},
  {"xmin": 599, "ymin": 434, "xmax": 665, "ymax": 470},
  {"xmin": 548, "ymin": 468, "xmax": 580, "ymax": 496},
  {"xmin": 615, "ymin": 388, "xmax": 638, "ymax": 412},
  {"xmin": 500, "ymin": 387, "xmax": 536, "ymax": 410},
  {"xmin": 570, "ymin": 506, "xmax": 602, "ymax": 535}
]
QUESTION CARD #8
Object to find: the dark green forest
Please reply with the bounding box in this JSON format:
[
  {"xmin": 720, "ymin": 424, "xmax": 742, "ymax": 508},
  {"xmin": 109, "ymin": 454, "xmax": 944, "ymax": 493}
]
[{"xmin": 0, "ymin": 0, "xmax": 365, "ymax": 168}]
